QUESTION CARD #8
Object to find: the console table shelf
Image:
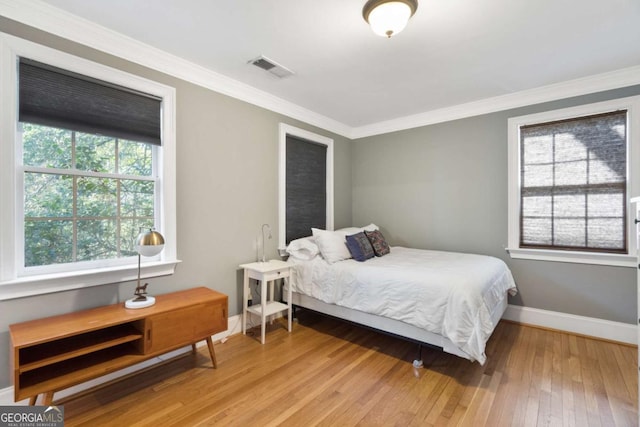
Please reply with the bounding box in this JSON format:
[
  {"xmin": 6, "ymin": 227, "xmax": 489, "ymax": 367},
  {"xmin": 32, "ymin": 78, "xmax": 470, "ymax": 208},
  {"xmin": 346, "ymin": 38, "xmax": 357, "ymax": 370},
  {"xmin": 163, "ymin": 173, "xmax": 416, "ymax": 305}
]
[
  {"xmin": 10, "ymin": 287, "xmax": 227, "ymax": 405},
  {"xmin": 19, "ymin": 324, "xmax": 144, "ymax": 372},
  {"xmin": 19, "ymin": 345, "xmax": 144, "ymax": 396}
]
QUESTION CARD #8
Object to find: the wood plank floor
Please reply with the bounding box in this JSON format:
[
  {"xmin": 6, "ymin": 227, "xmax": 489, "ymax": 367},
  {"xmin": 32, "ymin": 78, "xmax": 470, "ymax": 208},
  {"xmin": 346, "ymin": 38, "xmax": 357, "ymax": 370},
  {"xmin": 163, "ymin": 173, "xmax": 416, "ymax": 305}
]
[{"xmin": 60, "ymin": 310, "xmax": 638, "ymax": 426}]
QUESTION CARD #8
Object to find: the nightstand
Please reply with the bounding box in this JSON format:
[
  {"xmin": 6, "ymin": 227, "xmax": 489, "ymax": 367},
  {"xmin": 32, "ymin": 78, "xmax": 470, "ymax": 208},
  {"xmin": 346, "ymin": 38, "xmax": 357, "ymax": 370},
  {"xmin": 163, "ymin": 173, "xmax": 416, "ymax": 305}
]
[{"xmin": 239, "ymin": 260, "xmax": 292, "ymax": 344}]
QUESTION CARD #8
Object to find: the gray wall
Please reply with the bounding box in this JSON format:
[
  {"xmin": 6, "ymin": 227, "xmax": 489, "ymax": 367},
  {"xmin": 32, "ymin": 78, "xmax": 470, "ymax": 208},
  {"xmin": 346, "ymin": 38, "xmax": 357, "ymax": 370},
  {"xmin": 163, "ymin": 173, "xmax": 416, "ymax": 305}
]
[
  {"xmin": 1, "ymin": 14, "xmax": 637, "ymax": 392},
  {"xmin": 352, "ymin": 86, "xmax": 640, "ymax": 326},
  {"xmin": 0, "ymin": 18, "xmax": 352, "ymax": 389}
]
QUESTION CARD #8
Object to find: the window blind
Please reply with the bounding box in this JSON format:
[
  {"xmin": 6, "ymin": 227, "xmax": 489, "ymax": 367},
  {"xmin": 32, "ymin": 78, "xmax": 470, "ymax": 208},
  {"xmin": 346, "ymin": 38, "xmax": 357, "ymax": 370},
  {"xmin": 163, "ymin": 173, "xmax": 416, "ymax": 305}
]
[
  {"xmin": 286, "ymin": 135, "xmax": 327, "ymax": 243},
  {"xmin": 519, "ymin": 110, "xmax": 627, "ymax": 253},
  {"xmin": 19, "ymin": 58, "xmax": 162, "ymax": 145}
]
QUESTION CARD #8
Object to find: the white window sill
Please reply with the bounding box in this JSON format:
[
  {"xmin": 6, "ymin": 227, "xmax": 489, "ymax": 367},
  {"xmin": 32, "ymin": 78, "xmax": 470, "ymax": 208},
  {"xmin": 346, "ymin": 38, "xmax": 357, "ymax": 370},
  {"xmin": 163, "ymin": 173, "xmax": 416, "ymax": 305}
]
[
  {"xmin": 506, "ymin": 248, "xmax": 636, "ymax": 268},
  {"xmin": 0, "ymin": 259, "xmax": 181, "ymax": 301}
]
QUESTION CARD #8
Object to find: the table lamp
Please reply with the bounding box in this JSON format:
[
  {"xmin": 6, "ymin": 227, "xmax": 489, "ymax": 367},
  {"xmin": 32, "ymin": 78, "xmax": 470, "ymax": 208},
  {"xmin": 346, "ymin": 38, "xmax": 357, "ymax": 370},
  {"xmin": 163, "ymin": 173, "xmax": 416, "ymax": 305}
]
[{"xmin": 125, "ymin": 227, "xmax": 165, "ymax": 309}]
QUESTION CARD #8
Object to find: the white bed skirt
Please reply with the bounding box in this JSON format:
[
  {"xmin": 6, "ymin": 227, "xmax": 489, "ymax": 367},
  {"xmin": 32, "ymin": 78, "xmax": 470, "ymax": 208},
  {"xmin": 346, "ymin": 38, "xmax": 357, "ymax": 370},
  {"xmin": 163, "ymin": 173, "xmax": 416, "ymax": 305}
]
[{"xmin": 286, "ymin": 289, "xmax": 509, "ymax": 362}]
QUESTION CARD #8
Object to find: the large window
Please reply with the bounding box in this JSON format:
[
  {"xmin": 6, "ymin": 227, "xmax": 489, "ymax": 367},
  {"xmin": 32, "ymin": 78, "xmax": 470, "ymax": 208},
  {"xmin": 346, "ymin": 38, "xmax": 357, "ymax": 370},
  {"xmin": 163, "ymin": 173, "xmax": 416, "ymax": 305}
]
[
  {"xmin": 0, "ymin": 34, "xmax": 177, "ymax": 299},
  {"xmin": 507, "ymin": 96, "xmax": 640, "ymax": 266}
]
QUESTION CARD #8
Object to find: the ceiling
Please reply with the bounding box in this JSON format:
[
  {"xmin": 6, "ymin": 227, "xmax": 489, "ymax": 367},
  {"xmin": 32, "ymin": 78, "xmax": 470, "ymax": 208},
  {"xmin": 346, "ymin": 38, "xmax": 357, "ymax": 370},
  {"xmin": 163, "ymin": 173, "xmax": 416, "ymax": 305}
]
[{"xmin": 7, "ymin": 0, "xmax": 640, "ymax": 137}]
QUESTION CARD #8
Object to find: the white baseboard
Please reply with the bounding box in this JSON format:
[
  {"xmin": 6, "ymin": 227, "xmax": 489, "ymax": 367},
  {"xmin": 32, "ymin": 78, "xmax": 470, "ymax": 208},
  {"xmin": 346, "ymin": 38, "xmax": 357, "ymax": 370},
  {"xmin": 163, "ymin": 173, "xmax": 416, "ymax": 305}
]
[
  {"xmin": 0, "ymin": 314, "xmax": 243, "ymax": 406},
  {"xmin": 502, "ymin": 304, "xmax": 637, "ymax": 345}
]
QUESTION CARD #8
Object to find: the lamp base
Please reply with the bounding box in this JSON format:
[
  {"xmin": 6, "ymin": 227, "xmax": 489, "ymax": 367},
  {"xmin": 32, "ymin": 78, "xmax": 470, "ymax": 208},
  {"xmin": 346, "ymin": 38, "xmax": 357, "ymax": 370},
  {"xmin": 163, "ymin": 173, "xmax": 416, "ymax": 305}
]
[{"xmin": 125, "ymin": 295, "xmax": 156, "ymax": 309}]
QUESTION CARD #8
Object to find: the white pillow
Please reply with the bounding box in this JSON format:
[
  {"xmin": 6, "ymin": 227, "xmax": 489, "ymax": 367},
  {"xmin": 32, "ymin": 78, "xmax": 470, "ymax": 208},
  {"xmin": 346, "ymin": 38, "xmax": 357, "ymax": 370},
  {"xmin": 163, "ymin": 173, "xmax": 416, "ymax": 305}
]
[
  {"xmin": 336, "ymin": 223, "xmax": 379, "ymax": 236},
  {"xmin": 335, "ymin": 227, "xmax": 361, "ymax": 236},
  {"xmin": 311, "ymin": 228, "xmax": 352, "ymax": 264},
  {"xmin": 286, "ymin": 236, "xmax": 319, "ymax": 260}
]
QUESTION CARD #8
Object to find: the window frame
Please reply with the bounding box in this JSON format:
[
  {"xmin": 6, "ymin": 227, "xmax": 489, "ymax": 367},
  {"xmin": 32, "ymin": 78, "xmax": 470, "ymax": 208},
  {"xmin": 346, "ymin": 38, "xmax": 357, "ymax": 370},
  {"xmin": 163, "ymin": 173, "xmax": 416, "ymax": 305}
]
[
  {"xmin": 278, "ymin": 123, "xmax": 334, "ymax": 252},
  {"xmin": 0, "ymin": 33, "xmax": 179, "ymax": 300},
  {"xmin": 507, "ymin": 95, "xmax": 640, "ymax": 267}
]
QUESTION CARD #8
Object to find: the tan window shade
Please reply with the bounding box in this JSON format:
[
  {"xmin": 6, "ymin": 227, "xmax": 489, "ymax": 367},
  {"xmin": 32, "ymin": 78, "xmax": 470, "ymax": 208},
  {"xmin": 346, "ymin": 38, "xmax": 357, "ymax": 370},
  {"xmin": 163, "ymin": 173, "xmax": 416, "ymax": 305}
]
[{"xmin": 519, "ymin": 110, "xmax": 627, "ymax": 253}]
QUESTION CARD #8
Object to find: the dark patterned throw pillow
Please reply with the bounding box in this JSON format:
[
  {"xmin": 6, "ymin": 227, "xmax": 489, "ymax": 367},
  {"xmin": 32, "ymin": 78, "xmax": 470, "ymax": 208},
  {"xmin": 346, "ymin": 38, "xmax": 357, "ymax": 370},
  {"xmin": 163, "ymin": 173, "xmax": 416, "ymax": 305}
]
[
  {"xmin": 345, "ymin": 232, "xmax": 375, "ymax": 262},
  {"xmin": 364, "ymin": 229, "xmax": 390, "ymax": 256}
]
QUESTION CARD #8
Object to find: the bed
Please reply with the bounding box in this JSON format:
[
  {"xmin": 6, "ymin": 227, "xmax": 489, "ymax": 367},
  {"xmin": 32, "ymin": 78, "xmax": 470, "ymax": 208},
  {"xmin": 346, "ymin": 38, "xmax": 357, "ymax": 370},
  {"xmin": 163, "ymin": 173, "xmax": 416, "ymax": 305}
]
[{"xmin": 284, "ymin": 226, "xmax": 518, "ymax": 365}]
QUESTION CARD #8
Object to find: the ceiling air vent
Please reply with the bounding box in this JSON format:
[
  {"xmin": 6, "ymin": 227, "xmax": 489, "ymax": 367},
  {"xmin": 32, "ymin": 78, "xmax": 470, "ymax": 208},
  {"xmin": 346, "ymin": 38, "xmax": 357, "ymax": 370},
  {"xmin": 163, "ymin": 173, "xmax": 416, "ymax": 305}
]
[{"xmin": 248, "ymin": 55, "xmax": 294, "ymax": 79}]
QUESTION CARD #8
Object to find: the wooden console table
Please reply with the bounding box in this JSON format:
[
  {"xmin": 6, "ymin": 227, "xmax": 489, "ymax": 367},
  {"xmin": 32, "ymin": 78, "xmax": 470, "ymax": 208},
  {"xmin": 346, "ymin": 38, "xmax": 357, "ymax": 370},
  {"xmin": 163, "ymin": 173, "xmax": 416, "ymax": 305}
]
[{"xmin": 9, "ymin": 287, "xmax": 227, "ymax": 405}]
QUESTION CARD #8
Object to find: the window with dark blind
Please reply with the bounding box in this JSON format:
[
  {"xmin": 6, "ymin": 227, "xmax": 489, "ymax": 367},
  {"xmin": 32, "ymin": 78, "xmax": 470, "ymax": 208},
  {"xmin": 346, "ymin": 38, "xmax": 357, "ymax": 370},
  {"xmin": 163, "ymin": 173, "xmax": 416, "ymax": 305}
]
[
  {"xmin": 17, "ymin": 57, "xmax": 163, "ymax": 268},
  {"xmin": 278, "ymin": 123, "xmax": 334, "ymax": 251},
  {"xmin": 18, "ymin": 58, "xmax": 162, "ymax": 268},
  {"xmin": 1, "ymin": 35, "xmax": 177, "ymax": 298},
  {"xmin": 519, "ymin": 110, "xmax": 627, "ymax": 253},
  {"xmin": 285, "ymin": 135, "xmax": 327, "ymax": 244}
]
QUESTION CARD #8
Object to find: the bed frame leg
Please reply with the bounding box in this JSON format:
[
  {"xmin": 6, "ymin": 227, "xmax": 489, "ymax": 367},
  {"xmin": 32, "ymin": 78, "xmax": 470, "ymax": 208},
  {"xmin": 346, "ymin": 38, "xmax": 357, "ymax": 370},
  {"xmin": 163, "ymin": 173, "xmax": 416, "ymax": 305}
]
[{"xmin": 412, "ymin": 344, "xmax": 424, "ymax": 368}]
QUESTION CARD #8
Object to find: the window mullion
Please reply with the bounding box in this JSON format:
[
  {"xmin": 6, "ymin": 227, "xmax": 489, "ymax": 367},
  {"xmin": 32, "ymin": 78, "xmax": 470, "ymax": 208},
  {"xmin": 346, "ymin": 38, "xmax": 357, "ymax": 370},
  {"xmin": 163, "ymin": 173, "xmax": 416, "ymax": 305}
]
[
  {"xmin": 72, "ymin": 131, "xmax": 78, "ymax": 263},
  {"xmin": 585, "ymin": 147, "xmax": 590, "ymax": 248},
  {"xmin": 115, "ymin": 139, "xmax": 121, "ymax": 258},
  {"xmin": 551, "ymin": 131, "xmax": 556, "ymax": 247},
  {"xmin": 22, "ymin": 165, "xmax": 155, "ymax": 182}
]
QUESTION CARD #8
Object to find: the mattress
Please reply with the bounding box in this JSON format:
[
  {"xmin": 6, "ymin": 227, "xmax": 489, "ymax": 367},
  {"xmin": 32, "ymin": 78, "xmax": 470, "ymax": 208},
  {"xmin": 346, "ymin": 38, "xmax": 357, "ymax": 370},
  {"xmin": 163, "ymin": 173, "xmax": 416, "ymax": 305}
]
[{"xmin": 287, "ymin": 247, "xmax": 518, "ymax": 364}]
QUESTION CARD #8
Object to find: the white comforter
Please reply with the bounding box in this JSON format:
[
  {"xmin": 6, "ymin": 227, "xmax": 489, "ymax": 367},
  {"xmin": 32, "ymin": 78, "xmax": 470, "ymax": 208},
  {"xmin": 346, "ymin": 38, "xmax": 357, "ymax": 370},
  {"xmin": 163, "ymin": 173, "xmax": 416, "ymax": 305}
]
[{"xmin": 288, "ymin": 247, "xmax": 517, "ymax": 364}]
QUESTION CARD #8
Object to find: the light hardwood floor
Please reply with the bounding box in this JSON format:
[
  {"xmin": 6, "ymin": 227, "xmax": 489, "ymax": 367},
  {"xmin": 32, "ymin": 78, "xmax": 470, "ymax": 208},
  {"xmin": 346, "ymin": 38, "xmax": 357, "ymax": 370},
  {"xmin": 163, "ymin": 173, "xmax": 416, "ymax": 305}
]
[{"xmin": 61, "ymin": 311, "xmax": 637, "ymax": 426}]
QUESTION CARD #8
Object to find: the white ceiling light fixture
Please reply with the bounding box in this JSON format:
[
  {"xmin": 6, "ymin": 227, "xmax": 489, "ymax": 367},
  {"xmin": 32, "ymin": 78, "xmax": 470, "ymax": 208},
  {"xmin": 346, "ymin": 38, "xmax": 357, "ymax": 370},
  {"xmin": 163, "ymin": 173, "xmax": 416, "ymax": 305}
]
[{"xmin": 362, "ymin": 0, "xmax": 418, "ymax": 38}]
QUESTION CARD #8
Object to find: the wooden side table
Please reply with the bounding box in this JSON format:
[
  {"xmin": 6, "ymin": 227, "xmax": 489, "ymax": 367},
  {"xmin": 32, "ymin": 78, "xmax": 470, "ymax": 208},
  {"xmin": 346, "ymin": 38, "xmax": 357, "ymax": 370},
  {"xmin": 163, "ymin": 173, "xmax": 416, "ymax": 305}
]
[{"xmin": 239, "ymin": 260, "xmax": 292, "ymax": 344}]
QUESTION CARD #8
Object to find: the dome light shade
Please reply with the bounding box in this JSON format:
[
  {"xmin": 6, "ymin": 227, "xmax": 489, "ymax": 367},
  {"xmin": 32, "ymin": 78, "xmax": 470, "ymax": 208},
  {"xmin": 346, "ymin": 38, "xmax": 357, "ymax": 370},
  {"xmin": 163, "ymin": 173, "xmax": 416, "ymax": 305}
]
[
  {"xmin": 134, "ymin": 229, "xmax": 165, "ymax": 257},
  {"xmin": 363, "ymin": 0, "xmax": 418, "ymax": 38}
]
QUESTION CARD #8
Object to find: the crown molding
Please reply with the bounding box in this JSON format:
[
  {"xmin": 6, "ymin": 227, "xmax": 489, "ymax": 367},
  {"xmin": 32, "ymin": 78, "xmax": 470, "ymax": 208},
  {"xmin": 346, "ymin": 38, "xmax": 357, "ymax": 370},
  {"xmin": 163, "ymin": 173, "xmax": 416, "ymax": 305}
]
[
  {"xmin": 1, "ymin": 0, "xmax": 639, "ymax": 141},
  {"xmin": 350, "ymin": 65, "xmax": 640, "ymax": 139}
]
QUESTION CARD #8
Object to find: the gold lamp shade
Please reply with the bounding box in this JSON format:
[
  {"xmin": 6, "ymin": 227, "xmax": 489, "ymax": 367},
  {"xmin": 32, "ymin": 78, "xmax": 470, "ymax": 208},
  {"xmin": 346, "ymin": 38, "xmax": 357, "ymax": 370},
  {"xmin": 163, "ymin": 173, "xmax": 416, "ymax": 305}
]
[{"xmin": 135, "ymin": 229, "xmax": 165, "ymax": 257}]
